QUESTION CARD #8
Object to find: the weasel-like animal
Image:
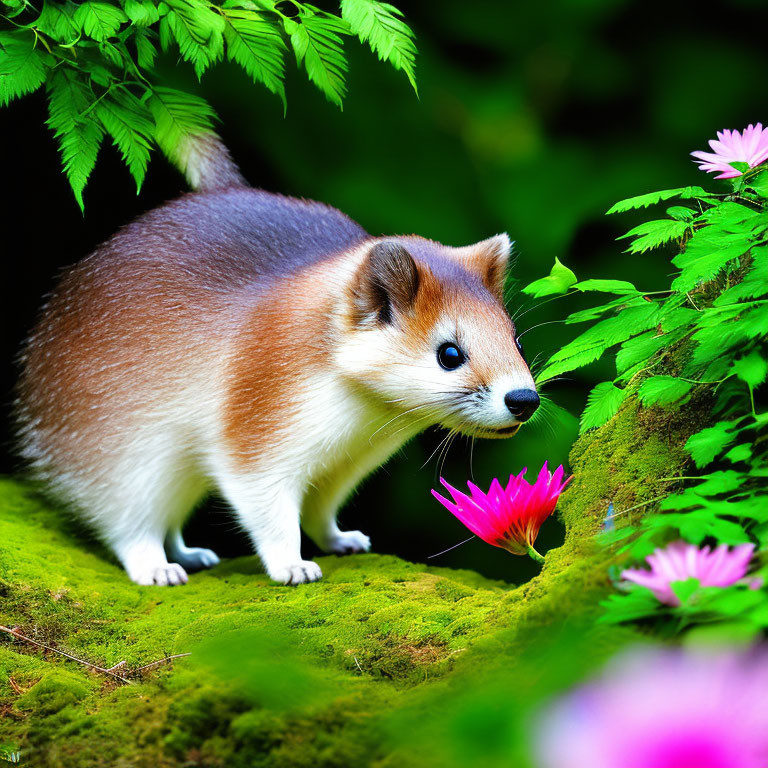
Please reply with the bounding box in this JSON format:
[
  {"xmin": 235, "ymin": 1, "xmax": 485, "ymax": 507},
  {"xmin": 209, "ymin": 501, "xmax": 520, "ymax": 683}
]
[{"xmin": 15, "ymin": 137, "xmax": 539, "ymax": 586}]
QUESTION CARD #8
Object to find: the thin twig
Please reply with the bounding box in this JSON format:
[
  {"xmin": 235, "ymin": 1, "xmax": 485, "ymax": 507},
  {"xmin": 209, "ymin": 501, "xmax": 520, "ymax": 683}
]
[
  {"xmin": 427, "ymin": 535, "xmax": 476, "ymax": 559},
  {"xmin": 606, "ymin": 495, "xmax": 668, "ymax": 520},
  {"xmin": 133, "ymin": 653, "xmax": 191, "ymax": 674},
  {"xmin": 0, "ymin": 625, "xmax": 133, "ymax": 685}
]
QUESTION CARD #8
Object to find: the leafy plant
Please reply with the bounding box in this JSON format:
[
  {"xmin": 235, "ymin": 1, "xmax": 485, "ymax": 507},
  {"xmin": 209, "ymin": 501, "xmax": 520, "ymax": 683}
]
[
  {"xmin": 524, "ymin": 150, "xmax": 768, "ymax": 636},
  {"xmin": 0, "ymin": 0, "xmax": 417, "ymax": 209}
]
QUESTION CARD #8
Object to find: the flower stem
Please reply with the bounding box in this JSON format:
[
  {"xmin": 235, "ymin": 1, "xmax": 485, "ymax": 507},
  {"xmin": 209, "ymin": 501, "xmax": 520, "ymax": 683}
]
[{"xmin": 526, "ymin": 544, "xmax": 545, "ymax": 564}]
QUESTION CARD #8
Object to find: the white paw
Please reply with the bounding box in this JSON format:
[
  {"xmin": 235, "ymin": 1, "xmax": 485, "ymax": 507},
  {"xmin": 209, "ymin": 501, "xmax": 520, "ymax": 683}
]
[
  {"xmin": 325, "ymin": 530, "xmax": 371, "ymax": 555},
  {"xmin": 174, "ymin": 547, "xmax": 220, "ymax": 572},
  {"xmin": 269, "ymin": 560, "xmax": 323, "ymax": 586},
  {"xmin": 131, "ymin": 563, "xmax": 189, "ymax": 587}
]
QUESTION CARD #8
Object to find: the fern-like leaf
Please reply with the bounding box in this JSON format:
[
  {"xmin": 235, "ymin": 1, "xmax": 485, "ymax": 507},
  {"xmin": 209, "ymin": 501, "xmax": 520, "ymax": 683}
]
[
  {"xmin": 289, "ymin": 9, "xmax": 348, "ymax": 107},
  {"xmin": 580, "ymin": 382, "xmax": 627, "ymax": 432},
  {"xmin": 162, "ymin": 0, "xmax": 225, "ymax": 78},
  {"xmin": 96, "ymin": 91, "xmax": 154, "ymax": 191},
  {"xmin": 46, "ymin": 68, "xmax": 104, "ymax": 211},
  {"xmin": 618, "ymin": 219, "xmax": 690, "ymax": 254},
  {"xmin": 35, "ymin": 3, "xmax": 79, "ymax": 42},
  {"xmin": 637, "ymin": 376, "xmax": 693, "ymax": 407},
  {"xmin": 606, "ymin": 186, "xmax": 715, "ymax": 214},
  {"xmin": 222, "ymin": 8, "xmax": 285, "ymax": 106},
  {"xmin": 123, "ymin": 0, "xmax": 161, "ymax": 27},
  {"xmin": 73, "ymin": 1, "xmax": 128, "ymax": 42},
  {"xmin": 340, "ymin": 0, "xmax": 416, "ymax": 93},
  {"xmin": 0, "ymin": 30, "xmax": 51, "ymax": 106},
  {"xmin": 133, "ymin": 27, "xmax": 158, "ymax": 69},
  {"xmin": 148, "ymin": 85, "xmax": 217, "ymax": 161}
]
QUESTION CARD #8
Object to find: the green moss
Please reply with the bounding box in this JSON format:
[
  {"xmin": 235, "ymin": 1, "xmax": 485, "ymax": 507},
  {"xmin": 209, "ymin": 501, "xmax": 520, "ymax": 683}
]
[
  {"xmin": 14, "ymin": 670, "xmax": 93, "ymax": 716},
  {"xmin": 0, "ymin": 379, "xmax": 711, "ymax": 768}
]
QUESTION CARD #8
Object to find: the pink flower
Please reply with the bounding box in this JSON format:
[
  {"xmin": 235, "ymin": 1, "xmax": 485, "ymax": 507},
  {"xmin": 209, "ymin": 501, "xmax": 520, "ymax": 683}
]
[
  {"xmin": 431, "ymin": 462, "xmax": 573, "ymax": 562},
  {"xmin": 621, "ymin": 540, "xmax": 755, "ymax": 606},
  {"xmin": 534, "ymin": 647, "xmax": 768, "ymax": 768},
  {"xmin": 691, "ymin": 123, "xmax": 768, "ymax": 179}
]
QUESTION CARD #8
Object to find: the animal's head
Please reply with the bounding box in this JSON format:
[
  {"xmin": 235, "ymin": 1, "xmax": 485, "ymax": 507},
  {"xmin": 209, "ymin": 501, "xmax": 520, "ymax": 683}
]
[{"xmin": 337, "ymin": 234, "xmax": 538, "ymax": 438}]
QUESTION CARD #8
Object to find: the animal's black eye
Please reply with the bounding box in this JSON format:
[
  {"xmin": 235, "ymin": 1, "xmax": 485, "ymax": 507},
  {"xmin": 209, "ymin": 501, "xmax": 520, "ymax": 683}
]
[
  {"xmin": 515, "ymin": 336, "xmax": 525, "ymax": 359},
  {"xmin": 437, "ymin": 342, "xmax": 465, "ymax": 370}
]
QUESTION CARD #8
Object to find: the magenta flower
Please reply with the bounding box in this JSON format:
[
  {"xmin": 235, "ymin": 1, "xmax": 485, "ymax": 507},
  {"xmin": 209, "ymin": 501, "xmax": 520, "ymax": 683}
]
[
  {"xmin": 534, "ymin": 647, "xmax": 768, "ymax": 768},
  {"xmin": 431, "ymin": 462, "xmax": 573, "ymax": 562},
  {"xmin": 621, "ymin": 540, "xmax": 755, "ymax": 606},
  {"xmin": 691, "ymin": 123, "xmax": 768, "ymax": 179}
]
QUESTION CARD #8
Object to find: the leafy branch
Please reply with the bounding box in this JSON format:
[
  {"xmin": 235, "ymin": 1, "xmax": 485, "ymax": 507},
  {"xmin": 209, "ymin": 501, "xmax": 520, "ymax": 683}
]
[
  {"xmin": 522, "ymin": 162, "xmax": 768, "ymax": 636},
  {"xmin": 0, "ymin": 0, "xmax": 418, "ymax": 209}
]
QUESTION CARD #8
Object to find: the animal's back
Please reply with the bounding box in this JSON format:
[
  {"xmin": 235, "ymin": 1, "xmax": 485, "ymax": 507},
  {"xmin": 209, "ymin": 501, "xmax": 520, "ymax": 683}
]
[
  {"xmin": 97, "ymin": 187, "xmax": 369, "ymax": 288},
  {"xmin": 15, "ymin": 188, "xmax": 368, "ymax": 504}
]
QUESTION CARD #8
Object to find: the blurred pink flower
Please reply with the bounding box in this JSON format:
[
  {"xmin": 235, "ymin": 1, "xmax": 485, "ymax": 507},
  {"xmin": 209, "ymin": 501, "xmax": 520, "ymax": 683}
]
[
  {"xmin": 431, "ymin": 462, "xmax": 572, "ymax": 562},
  {"xmin": 534, "ymin": 647, "xmax": 768, "ymax": 768},
  {"xmin": 691, "ymin": 123, "xmax": 768, "ymax": 178},
  {"xmin": 621, "ymin": 540, "xmax": 755, "ymax": 606}
]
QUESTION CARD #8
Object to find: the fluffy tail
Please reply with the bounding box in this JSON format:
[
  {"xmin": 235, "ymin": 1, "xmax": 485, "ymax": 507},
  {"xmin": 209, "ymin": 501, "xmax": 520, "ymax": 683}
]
[{"xmin": 171, "ymin": 133, "xmax": 247, "ymax": 192}]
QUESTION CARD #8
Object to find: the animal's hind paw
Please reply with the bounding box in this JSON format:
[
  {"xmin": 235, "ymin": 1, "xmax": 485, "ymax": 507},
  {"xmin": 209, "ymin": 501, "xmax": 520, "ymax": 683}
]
[
  {"xmin": 173, "ymin": 547, "xmax": 220, "ymax": 573},
  {"xmin": 325, "ymin": 530, "xmax": 371, "ymax": 555},
  {"xmin": 132, "ymin": 563, "xmax": 189, "ymax": 587},
  {"xmin": 268, "ymin": 560, "xmax": 323, "ymax": 586}
]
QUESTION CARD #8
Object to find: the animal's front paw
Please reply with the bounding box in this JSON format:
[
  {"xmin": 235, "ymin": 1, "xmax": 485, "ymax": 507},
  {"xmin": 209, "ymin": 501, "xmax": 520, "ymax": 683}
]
[
  {"xmin": 132, "ymin": 563, "xmax": 189, "ymax": 587},
  {"xmin": 325, "ymin": 530, "xmax": 371, "ymax": 555},
  {"xmin": 174, "ymin": 547, "xmax": 220, "ymax": 572},
  {"xmin": 269, "ymin": 560, "xmax": 323, "ymax": 586}
]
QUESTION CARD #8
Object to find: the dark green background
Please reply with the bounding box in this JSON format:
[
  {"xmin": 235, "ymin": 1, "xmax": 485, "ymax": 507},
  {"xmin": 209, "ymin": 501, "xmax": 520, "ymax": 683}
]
[{"xmin": 2, "ymin": 0, "xmax": 765, "ymax": 582}]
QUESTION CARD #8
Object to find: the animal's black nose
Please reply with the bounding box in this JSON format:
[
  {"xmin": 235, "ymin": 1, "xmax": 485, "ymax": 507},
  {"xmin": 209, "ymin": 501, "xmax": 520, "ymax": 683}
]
[{"xmin": 504, "ymin": 389, "xmax": 540, "ymax": 421}]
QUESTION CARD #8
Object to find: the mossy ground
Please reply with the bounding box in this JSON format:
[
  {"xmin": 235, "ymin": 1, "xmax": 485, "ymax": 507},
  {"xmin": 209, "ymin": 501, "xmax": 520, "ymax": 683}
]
[{"xmin": 0, "ymin": 393, "xmax": 706, "ymax": 767}]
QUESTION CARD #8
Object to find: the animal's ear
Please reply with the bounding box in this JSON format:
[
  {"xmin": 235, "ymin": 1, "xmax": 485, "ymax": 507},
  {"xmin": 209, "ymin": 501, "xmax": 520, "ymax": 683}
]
[
  {"xmin": 350, "ymin": 241, "xmax": 420, "ymax": 325},
  {"xmin": 460, "ymin": 233, "xmax": 513, "ymax": 299}
]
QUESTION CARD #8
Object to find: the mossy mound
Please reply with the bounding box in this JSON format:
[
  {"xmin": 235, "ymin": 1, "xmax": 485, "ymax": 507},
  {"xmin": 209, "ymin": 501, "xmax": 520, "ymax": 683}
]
[{"xmin": 0, "ymin": 390, "xmax": 704, "ymax": 768}]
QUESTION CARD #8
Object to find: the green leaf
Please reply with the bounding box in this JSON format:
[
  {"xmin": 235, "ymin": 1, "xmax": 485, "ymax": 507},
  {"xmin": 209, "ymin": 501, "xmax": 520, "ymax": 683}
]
[
  {"xmin": 599, "ymin": 590, "xmax": 663, "ymax": 625},
  {"xmin": 521, "ymin": 257, "xmax": 577, "ymax": 298},
  {"xmin": 0, "ymin": 30, "xmax": 51, "ymax": 107},
  {"xmin": 290, "ymin": 9, "xmax": 349, "ymax": 107},
  {"xmin": 650, "ymin": 507, "xmax": 750, "ymax": 545},
  {"xmin": 619, "ymin": 219, "xmax": 690, "ymax": 254},
  {"xmin": 725, "ymin": 443, "xmax": 752, "ymax": 464},
  {"xmin": 539, "ymin": 302, "xmax": 660, "ymax": 381},
  {"xmin": 672, "ymin": 231, "xmax": 753, "ymax": 293},
  {"xmin": 35, "ymin": 2, "xmax": 78, "ymax": 41},
  {"xmin": 124, "ymin": 0, "xmax": 161, "ymax": 26},
  {"xmin": 615, "ymin": 331, "xmax": 660, "ymax": 376},
  {"xmin": 666, "ymin": 205, "xmax": 696, "ymax": 221},
  {"xmin": 659, "ymin": 306, "xmax": 699, "ymax": 332},
  {"xmin": 689, "ymin": 305, "xmax": 768, "ymax": 373},
  {"xmin": 46, "ymin": 68, "xmax": 104, "ymax": 211},
  {"xmin": 671, "ymin": 578, "xmax": 700, "ymax": 605},
  {"xmin": 579, "ymin": 382, "xmax": 627, "ymax": 432},
  {"xmin": 96, "ymin": 92, "xmax": 154, "ymax": 191},
  {"xmin": 163, "ymin": 0, "xmax": 225, "ymax": 78},
  {"xmin": 749, "ymin": 171, "xmax": 768, "ymax": 199},
  {"xmin": 637, "ymin": 376, "xmax": 693, "ymax": 407},
  {"xmin": 134, "ymin": 27, "xmax": 158, "ymax": 69},
  {"xmin": 148, "ymin": 85, "xmax": 217, "ymax": 163},
  {"xmin": 692, "ymin": 470, "xmax": 745, "ymax": 497},
  {"xmin": 733, "ymin": 350, "xmax": 768, "ymax": 391},
  {"xmin": 73, "ymin": 1, "xmax": 128, "ymax": 41},
  {"xmin": 685, "ymin": 422, "xmax": 737, "ymax": 469},
  {"xmin": 606, "ymin": 186, "xmax": 714, "ymax": 214},
  {"xmin": 340, "ymin": 0, "xmax": 417, "ymax": 93},
  {"xmin": 565, "ymin": 295, "xmax": 647, "ymax": 324},
  {"xmin": 222, "ymin": 8, "xmax": 286, "ymax": 105},
  {"xmin": 574, "ymin": 279, "xmax": 639, "ymax": 295},
  {"xmin": 713, "ymin": 246, "xmax": 768, "ymax": 305}
]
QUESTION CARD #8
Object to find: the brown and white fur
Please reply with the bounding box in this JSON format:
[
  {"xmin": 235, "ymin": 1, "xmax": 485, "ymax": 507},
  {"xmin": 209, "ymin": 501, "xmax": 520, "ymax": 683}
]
[{"xmin": 14, "ymin": 136, "xmax": 539, "ymax": 586}]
